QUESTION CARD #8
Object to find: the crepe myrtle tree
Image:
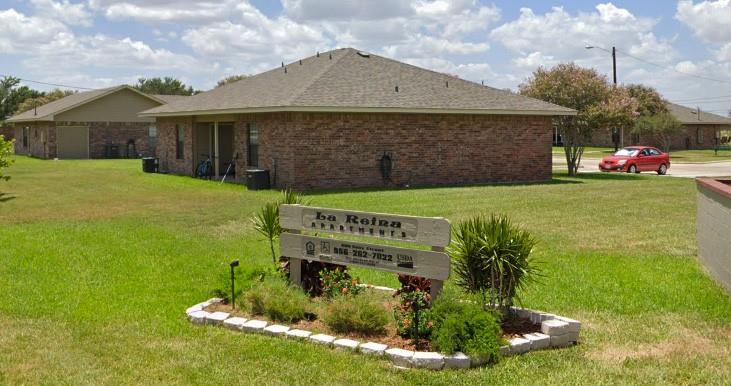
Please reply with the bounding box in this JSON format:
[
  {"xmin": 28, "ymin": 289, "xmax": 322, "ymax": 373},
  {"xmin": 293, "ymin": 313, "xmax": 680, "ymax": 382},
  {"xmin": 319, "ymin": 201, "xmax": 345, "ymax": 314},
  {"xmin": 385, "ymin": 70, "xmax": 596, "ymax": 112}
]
[{"xmin": 520, "ymin": 63, "xmax": 614, "ymax": 176}]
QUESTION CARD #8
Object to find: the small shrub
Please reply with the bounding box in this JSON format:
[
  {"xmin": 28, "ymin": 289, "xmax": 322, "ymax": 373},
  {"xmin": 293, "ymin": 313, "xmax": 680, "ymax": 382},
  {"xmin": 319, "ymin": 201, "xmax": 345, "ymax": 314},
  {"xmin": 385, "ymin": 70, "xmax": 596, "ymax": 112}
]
[
  {"xmin": 243, "ymin": 278, "xmax": 309, "ymax": 323},
  {"xmin": 393, "ymin": 290, "xmax": 433, "ymax": 340},
  {"xmin": 320, "ymin": 268, "xmax": 362, "ymax": 298},
  {"xmin": 0, "ymin": 135, "xmax": 13, "ymax": 182},
  {"xmin": 448, "ymin": 214, "xmax": 539, "ymax": 313},
  {"xmin": 430, "ymin": 289, "xmax": 504, "ymax": 363},
  {"xmin": 324, "ymin": 295, "xmax": 389, "ymax": 335}
]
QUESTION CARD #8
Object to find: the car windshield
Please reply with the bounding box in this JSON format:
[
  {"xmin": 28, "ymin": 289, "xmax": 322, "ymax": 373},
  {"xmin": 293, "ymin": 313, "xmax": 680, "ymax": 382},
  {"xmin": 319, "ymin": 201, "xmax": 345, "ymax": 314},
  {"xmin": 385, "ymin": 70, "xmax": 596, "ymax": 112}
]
[{"xmin": 614, "ymin": 148, "xmax": 639, "ymax": 157}]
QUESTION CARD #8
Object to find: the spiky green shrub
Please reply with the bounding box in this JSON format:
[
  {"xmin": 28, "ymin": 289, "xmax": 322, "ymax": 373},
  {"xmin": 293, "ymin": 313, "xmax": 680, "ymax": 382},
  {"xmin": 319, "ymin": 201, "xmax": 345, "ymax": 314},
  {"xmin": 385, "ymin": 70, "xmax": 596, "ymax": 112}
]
[
  {"xmin": 448, "ymin": 214, "xmax": 538, "ymax": 313},
  {"xmin": 252, "ymin": 202, "xmax": 281, "ymax": 264},
  {"xmin": 251, "ymin": 189, "xmax": 311, "ymax": 264}
]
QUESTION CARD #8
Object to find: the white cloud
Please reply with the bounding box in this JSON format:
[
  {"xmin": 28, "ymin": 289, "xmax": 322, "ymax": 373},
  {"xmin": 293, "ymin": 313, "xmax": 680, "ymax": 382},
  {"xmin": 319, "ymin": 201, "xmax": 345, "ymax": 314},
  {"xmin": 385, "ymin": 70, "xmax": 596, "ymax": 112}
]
[
  {"xmin": 90, "ymin": 0, "xmax": 235, "ymax": 23},
  {"xmin": 282, "ymin": 0, "xmax": 414, "ymax": 21},
  {"xmin": 676, "ymin": 0, "xmax": 731, "ymax": 42},
  {"xmin": 0, "ymin": 8, "xmax": 68, "ymax": 53},
  {"xmin": 29, "ymin": 33, "xmax": 205, "ymax": 72},
  {"xmin": 490, "ymin": 3, "xmax": 670, "ymax": 61},
  {"xmin": 29, "ymin": 0, "xmax": 93, "ymax": 26}
]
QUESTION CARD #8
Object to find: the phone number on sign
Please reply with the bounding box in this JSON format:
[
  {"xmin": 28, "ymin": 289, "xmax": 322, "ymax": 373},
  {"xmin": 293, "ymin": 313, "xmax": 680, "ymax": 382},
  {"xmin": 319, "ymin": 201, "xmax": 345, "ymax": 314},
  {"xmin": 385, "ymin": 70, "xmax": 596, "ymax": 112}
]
[{"xmin": 333, "ymin": 247, "xmax": 393, "ymax": 262}]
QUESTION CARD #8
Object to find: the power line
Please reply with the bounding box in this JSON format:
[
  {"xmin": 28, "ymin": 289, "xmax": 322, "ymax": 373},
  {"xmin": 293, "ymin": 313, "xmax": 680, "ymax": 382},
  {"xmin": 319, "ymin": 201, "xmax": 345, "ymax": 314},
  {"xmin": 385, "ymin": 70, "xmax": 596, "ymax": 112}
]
[
  {"xmin": 0, "ymin": 73, "xmax": 96, "ymax": 90},
  {"xmin": 671, "ymin": 94, "xmax": 731, "ymax": 103},
  {"xmin": 614, "ymin": 49, "xmax": 731, "ymax": 85}
]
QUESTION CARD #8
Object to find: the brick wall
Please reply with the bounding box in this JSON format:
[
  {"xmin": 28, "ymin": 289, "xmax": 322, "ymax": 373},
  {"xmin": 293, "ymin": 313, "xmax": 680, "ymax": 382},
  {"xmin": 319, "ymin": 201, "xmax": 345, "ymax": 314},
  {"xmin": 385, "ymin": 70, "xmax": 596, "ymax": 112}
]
[
  {"xmin": 12, "ymin": 121, "xmax": 155, "ymax": 159},
  {"xmin": 13, "ymin": 122, "xmax": 55, "ymax": 158},
  {"xmin": 58, "ymin": 121, "xmax": 155, "ymax": 158},
  {"xmin": 157, "ymin": 116, "xmax": 194, "ymax": 174},
  {"xmin": 157, "ymin": 112, "xmax": 553, "ymax": 190},
  {"xmin": 0, "ymin": 126, "xmax": 13, "ymax": 141},
  {"xmin": 696, "ymin": 178, "xmax": 731, "ymax": 294}
]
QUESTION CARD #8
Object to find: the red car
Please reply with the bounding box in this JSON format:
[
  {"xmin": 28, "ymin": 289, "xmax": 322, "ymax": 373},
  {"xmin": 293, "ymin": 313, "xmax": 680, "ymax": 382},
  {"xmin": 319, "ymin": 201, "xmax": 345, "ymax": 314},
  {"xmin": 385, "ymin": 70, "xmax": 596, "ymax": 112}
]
[{"xmin": 599, "ymin": 146, "xmax": 670, "ymax": 175}]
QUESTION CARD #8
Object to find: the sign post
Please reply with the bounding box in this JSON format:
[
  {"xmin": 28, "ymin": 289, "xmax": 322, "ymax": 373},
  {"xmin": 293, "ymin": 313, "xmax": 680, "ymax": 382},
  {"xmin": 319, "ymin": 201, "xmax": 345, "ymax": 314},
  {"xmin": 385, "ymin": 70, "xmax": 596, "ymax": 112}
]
[{"xmin": 279, "ymin": 205, "xmax": 451, "ymax": 299}]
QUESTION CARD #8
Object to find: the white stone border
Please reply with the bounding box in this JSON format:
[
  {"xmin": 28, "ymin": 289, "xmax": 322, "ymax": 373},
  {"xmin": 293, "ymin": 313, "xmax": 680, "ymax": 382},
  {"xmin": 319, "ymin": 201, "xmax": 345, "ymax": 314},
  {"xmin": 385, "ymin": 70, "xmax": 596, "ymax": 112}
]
[{"xmin": 186, "ymin": 299, "xmax": 580, "ymax": 370}]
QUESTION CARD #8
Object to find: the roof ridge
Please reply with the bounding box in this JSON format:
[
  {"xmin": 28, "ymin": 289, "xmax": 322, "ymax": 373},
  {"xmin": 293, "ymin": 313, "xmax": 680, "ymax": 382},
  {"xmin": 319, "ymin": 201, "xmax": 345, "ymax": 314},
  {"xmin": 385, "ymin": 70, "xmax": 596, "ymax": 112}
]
[{"xmin": 284, "ymin": 48, "xmax": 351, "ymax": 106}]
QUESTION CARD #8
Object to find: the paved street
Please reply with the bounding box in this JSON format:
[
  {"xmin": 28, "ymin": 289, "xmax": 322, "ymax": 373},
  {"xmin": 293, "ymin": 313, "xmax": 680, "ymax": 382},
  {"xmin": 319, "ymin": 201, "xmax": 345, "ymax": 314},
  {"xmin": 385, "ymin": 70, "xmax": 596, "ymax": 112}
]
[{"xmin": 553, "ymin": 157, "xmax": 731, "ymax": 178}]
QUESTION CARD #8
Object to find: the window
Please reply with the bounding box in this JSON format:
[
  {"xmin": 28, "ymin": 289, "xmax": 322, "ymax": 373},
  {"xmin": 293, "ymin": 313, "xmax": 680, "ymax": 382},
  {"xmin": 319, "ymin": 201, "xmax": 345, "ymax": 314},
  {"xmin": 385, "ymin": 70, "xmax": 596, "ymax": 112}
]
[
  {"xmin": 648, "ymin": 148, "xmax": 661, "ymax": 156},
  {"xmin": 247, "ymin": 123, "xmax": 259, "ymax": 167},
  {"xmin": 22, "ymin": 127, "xmax": 29, "ymax": 147},
  {"xmin": 148, "ymin": 125, "xmax": 157, "ymax": 148},
  {"xmin": 697, "ymin": 127, "xmax": 704, "ymax": 144},
  {"xmin": 175, "ymin": 124, "xmax": 184, "ymax": 159}
]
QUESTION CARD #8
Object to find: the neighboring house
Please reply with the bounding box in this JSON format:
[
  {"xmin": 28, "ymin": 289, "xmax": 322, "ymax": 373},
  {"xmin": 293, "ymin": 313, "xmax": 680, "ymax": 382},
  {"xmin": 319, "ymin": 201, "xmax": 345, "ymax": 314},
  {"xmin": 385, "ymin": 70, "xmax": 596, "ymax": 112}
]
[
  {"xmin": 140, "ymin": 48, "xmax": 575, "ymax": 190},
  {"xmin": 586, "ymin": 102, "xmax": 731, "ymax": 150},
  {"xmin": 6, "ymin": 86, "xmax": 183, "ymax": 159}
]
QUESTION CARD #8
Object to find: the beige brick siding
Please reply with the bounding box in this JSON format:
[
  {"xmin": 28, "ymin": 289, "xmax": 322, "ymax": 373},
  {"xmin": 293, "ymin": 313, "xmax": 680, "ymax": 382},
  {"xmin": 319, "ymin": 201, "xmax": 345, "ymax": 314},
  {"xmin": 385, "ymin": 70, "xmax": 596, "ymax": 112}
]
[
  {"xmin": 157, "ymin": 112, "xmax": 552, "ymax": 190},
  {"xmin": 696, "ymin": 179, "xmax": 731, "ymax": 293}
]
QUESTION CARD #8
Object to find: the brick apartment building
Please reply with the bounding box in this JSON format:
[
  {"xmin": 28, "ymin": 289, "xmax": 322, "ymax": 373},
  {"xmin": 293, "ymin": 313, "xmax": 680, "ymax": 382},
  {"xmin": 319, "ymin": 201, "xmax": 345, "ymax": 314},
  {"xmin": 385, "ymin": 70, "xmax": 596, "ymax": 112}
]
[
  {"xmin": 7, "ymin": 86, "xmax": 186, "ymax": 159},
  {"xmin": 140, "ymin": 48, "xmax": 575, "ymax": 190},
  {"xmin": 585, "ymin": 102, "xmax": 731, "ymax": 150}
]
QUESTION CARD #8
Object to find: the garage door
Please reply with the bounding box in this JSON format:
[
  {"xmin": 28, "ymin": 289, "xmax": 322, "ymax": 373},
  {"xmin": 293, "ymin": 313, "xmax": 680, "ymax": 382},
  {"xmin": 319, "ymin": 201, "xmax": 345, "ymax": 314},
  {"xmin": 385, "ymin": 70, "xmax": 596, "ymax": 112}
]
[{"xmin": 56, "ymin": 126, "xmax": 89, "ymax": 159}]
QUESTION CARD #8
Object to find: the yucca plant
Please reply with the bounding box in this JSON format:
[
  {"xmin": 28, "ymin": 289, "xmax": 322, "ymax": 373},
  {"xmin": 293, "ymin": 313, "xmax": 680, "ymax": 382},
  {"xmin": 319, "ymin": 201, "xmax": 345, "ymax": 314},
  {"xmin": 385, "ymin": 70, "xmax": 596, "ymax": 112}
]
[
  {"xmin": 448, "ymin": 214, "xmax": 538, "ymax": 314},
  {"xmin": 252, "ymin": 202, "xmax": 281, "ymax": 264},
  {"xmin": 252, "ymin": 189, "xmax": 312, "ymax": 264}
]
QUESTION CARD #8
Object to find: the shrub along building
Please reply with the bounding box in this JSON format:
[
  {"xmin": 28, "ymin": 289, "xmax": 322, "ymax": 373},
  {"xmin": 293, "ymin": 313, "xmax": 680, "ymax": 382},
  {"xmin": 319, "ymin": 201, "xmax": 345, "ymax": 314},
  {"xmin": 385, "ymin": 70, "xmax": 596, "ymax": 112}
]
[
  {"xmin": 7, "ymin": 86, "xmax": 186, "ymax": 159},
  {"xmin": 586, "ymin": 102, "xmax": 731, "ymax": 150},
  {"xmin": 140, "ymin": 48, "xmax": 575, "ymax": 190}
]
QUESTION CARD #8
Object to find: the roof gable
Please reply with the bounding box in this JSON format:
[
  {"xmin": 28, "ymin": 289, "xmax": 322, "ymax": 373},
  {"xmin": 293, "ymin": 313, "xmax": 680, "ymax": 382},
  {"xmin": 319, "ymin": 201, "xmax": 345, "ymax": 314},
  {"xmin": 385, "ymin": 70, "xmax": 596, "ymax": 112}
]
[
  {"xmin": 7, "ymin": 86, "xmax": 165, "ymax": 123},
  {"xmin": 141, "ymin": 48, "xmax": 575, "ymax": 117}
]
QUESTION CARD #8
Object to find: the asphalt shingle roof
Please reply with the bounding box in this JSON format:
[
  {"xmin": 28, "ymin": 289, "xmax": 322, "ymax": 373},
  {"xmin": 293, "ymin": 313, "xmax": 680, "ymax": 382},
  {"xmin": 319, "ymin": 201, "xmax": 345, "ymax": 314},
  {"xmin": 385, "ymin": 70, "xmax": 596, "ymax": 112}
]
[
  {"xmin": 666, "ymin": 102, "xmax": 731, "ymax": 125},
  {"xmin": 141, "ymin": 48, "xmax": 575, "ymax": 117}
]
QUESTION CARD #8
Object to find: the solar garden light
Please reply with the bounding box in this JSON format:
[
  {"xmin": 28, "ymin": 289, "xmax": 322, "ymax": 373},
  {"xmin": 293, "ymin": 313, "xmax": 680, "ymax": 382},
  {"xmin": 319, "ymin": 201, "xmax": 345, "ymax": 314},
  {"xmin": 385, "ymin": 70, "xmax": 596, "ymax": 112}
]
[{"xmin": 230, "ymin": 259, "xmax": 240, "ymax": 310}]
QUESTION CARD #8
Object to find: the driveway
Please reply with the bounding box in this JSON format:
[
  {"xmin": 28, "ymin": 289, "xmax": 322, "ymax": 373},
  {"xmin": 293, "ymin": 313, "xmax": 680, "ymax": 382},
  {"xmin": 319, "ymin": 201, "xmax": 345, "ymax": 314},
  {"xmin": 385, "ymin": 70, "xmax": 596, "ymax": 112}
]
[{"xmin": 552, "ymin": 157, "xmax": 731, "ymax": 178}]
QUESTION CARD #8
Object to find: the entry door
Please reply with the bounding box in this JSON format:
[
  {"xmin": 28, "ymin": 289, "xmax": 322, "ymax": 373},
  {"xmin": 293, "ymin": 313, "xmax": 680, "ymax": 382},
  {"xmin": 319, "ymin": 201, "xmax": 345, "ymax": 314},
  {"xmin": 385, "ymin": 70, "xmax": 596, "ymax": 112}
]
[{"xmin": 56, "ymin": 126, "xmax": 89, "ymax": 159}]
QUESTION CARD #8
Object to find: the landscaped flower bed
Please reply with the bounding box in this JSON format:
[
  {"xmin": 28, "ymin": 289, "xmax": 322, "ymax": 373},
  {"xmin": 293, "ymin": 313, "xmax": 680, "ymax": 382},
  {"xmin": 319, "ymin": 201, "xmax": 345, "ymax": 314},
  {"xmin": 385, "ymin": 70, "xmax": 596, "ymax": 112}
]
[
  {"xmin": 192, "ymin": 192, "xmax": 582, "ymax": 370},
  {"xmin": 186, "ymin": 296, "xmax": 581, "ymax": 370}
]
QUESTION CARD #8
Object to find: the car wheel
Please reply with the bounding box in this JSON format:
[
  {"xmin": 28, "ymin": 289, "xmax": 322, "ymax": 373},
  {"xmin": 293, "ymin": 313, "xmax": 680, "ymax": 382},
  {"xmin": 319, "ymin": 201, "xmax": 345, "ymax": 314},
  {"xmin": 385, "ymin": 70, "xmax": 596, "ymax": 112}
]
[
  {"xmin": 658, "ymin": 163, "xmax": 667, "ymax": 175},
  {"xmin": 628, "ymin": 164, "xmax": 638, "ymax": 174}
]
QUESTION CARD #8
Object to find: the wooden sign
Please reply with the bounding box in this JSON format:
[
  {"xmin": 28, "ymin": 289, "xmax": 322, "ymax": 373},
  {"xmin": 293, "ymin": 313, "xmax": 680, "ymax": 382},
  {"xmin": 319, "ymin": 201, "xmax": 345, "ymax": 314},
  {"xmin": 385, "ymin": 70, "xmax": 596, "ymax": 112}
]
[
  {"xmin": 280, "ymin": 233, "xmax": 451, "ymax": 280},
  {"xmin": 279, "ymin": 205, "xmax": 451, "ymax": 247}
]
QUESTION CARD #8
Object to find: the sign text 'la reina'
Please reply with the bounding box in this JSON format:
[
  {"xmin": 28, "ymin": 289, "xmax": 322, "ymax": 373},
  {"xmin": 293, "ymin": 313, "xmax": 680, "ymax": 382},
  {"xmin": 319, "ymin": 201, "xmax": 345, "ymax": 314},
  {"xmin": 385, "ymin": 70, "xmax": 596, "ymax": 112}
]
[{"xmin": 311, "ymin": 210, "xmax": 408, "ymax": 239}]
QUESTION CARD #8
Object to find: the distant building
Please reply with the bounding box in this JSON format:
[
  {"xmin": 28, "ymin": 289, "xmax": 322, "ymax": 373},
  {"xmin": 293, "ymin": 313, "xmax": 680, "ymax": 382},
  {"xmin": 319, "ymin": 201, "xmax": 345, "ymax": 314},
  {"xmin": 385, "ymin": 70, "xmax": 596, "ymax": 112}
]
[
  {"xmin": 586, "ymin": 102, "xmax": 731, "ymax": 150},
  {"xmin": 7, "ymin": 86, "xmax": 187, "ymax": 159}
]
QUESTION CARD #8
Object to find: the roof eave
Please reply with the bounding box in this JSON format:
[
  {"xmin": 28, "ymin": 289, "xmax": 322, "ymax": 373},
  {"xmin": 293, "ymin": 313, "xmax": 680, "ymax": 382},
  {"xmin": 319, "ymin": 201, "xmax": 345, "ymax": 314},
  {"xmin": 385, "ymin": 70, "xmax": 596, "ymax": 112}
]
[
  {"xmin": 140, "ymin": 106, "xmax": 577, "ymax": 118},
  {"xmin": 6, "ymin": 114, "xmax": 55, "ymax": 123}
]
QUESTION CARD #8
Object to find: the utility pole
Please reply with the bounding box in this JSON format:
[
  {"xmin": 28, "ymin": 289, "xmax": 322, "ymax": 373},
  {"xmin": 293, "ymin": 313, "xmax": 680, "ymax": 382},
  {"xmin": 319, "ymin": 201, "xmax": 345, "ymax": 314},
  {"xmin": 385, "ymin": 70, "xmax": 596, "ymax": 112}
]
[{"xmin": 612, "ymin": 46, "xmax": 617, "ymax": 85}]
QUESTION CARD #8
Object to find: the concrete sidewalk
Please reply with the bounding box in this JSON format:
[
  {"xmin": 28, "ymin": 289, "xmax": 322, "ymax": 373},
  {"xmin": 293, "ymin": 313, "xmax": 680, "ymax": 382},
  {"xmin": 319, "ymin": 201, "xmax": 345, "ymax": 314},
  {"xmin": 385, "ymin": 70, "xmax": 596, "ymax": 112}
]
[{"xmin": 552, "ymin": 157, "xmax": 731, "ymax": 178}]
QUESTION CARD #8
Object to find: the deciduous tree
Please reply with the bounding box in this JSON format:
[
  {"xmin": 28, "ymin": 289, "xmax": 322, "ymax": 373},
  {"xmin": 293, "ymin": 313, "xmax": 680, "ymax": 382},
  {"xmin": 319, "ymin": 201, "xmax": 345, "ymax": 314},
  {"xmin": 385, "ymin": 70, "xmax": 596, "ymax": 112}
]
[
  {"xmin": 632, "ymin": 112, "xmax": 683, "ymax": 152},
  {"xmin": 625, "ymin": 84, "xmax": 667, "ymax": 117},
  {"xmin": 133, "ymin": 77, "xmax": 195, "ymax": 95},
  {"xmin": 519, "ymin": 63, "xmax": 612, "ymax": 176},
  {"xmin": 216, "ymin": 74, "xmax": 248, "ymax": 88},
  {"xmin": 17, "ymin": 89, "xmax": 76, "ymax": 114}
]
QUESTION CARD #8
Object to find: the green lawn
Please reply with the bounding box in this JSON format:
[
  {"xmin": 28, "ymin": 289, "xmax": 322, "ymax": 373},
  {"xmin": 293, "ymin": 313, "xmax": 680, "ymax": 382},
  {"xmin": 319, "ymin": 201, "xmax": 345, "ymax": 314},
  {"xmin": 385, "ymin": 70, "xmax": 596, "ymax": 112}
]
[
  {"xmin": 553, "ymin": 146, "xmax": 731, "ymax": 163},
  {"xmin": 1, "ymin": 157, "xmax": 730, "ymax": 385}
]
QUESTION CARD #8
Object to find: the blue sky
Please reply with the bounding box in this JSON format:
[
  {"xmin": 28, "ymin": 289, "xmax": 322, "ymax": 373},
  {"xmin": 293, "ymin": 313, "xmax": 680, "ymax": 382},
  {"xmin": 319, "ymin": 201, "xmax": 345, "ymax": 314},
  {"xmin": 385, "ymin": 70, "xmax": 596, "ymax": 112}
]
[{"xmin": 1, "ymin": 0, "xmax": 730, "ymax": 115}]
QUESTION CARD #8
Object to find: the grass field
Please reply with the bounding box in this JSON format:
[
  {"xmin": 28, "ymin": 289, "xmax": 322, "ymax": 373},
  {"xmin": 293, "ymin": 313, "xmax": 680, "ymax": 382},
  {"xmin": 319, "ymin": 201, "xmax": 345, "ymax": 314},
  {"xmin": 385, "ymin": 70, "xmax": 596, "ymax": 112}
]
[
  {"xmin": 1, "ymin": 156, "xmax": 730, "ymax": 385},
  {"xmin": 553, "ymin": 145, "xmax": 731, "ymax": 163}
]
